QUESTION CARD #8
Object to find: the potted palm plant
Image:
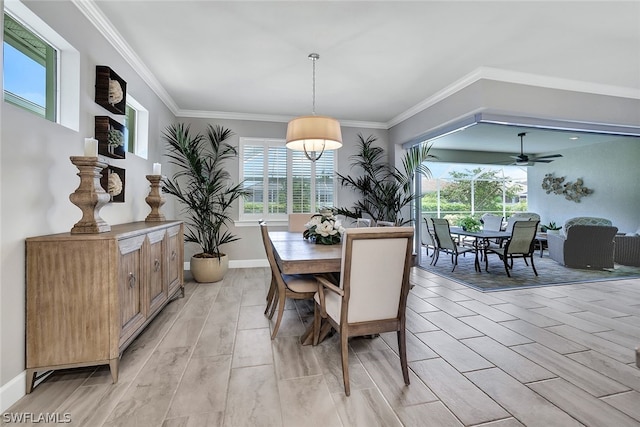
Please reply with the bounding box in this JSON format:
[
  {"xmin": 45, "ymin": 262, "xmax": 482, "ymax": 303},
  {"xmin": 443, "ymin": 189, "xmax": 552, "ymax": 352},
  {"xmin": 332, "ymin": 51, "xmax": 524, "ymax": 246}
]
[
  {"xmin": 334, "ymin": 134, "xmax": 435, "ymax": 225},
  {"xmin": 163, "ymin": 123, "xmax": 249, "ymax": 283}
]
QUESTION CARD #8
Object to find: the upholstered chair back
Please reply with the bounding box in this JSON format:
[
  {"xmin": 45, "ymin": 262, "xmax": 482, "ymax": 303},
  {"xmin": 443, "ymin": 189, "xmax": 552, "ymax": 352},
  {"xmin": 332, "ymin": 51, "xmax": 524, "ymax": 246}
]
[
  {"xmin": 288, "ymin": 213, "xmax": 312, "ymax": 232},
  {"xmin": 337, "ymin": 227, "xmax": 414, "ymax": 323}
]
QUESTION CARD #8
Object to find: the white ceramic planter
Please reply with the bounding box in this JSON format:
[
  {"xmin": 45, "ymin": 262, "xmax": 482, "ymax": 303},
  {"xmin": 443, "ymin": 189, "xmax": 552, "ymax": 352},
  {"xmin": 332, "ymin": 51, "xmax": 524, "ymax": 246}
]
[{"xmin": 190, "ymin": 254, "xmax": 229, "ymax": 283}]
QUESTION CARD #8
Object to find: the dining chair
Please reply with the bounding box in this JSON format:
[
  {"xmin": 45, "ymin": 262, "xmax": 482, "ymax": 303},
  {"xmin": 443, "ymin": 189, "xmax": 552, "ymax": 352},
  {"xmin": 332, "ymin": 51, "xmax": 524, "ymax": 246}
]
[
  {"xmin": 259, "ymin": 221, "xmax": 318, "ymax": 339},
  {"xmin": 312, "ymin": 227, "xmax": 414, "ymax": 396},
  {"xmin": 430, "ymin": 218, "xmax": 475, "ymax": 272},
  {"xmin": 355, "ymin": 218, "xmax": 372, "ymax": 228},
  {"xmin": 288, "ymin": 213, "xmax": 312, "ymax": 232},
  {"xmin": 484, "ymin": 220, "xmax": 539, "ymax": 277},
  {"xmin": 376, "ymin": 220, "xmax": 395, "ymax": 227}
]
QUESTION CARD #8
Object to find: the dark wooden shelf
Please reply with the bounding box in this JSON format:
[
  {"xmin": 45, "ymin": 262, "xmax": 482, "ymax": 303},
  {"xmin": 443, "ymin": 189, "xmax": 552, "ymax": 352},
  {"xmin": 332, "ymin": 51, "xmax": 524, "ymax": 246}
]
[
  {"xmin": 95, "ymin": 65, "xmax": 127, "ymax": 115},
  {"xmin": 95, "ymin": 116, "xmax": 126, "ymax": 159}
]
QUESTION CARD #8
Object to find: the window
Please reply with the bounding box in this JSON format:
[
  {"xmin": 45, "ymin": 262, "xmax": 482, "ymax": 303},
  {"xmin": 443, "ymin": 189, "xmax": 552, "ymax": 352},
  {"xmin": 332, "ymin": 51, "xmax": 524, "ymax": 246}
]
[
  {"xmin": 3, "ymin": 12, "xmax": 57, "ymax": 121},
  {"xmin": 123, "ymin": 95, "xmax": 149, "ymax": 159},
  {"xmin": 239, "ymin": 138, "xmax": 336, "ymax": 221}
]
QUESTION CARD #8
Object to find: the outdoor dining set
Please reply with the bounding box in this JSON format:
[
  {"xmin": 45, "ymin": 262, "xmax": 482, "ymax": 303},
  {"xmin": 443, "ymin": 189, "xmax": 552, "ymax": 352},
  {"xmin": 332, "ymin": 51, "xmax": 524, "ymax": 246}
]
[{"xmin": 423, "ymin": 213, "xmax": 541, "ymax": 278}]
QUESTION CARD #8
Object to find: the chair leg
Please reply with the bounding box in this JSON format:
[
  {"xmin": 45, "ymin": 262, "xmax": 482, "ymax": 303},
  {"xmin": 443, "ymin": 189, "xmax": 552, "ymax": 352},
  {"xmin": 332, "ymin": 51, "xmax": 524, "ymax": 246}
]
[
  {"xmin": 267, "ymin": 288, "xmax": 279, "ymax": 319},
  {"xmin": 397, "ymin": 329, "xmax": 410, "ymax": 386},
  {"xmin": 271, "ymin": 292, "xmax": 286, "ymax": 339},
  {"xmin": 503, "ymin": 255, "xmax": 511, "ymax": 277},
  {"xmin": 340, "ymin": 330, "xmax": 351, "ymax": 396},
  {"xmin": 451, "ymin": 253, "xmax": 458, "ymax": 272},
  {"xmin": 312, "ymin": 301, "xmax": 322, "ymax": 345},
  {"xmin": 530, "ymin": 254, "xmax": 538, "ymax": 276},
  {"xmin": 432, "ymin": 250, "xmax": 440, "ymax": 266},
  {"xmin": 264, "ymin": 278, "xmax": 276, "ymax": 316}
]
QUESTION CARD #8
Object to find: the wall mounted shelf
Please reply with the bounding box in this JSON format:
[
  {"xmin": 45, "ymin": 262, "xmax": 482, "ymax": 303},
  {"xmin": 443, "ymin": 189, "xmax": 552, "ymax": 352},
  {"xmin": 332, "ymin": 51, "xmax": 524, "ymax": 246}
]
[
  {"xmin": 95, "ymin": 65, "xmax": 127, "ymax": 115},
  {"xmin": 95, "ymin": 116, "xmax": 126, "ymax": 159}
]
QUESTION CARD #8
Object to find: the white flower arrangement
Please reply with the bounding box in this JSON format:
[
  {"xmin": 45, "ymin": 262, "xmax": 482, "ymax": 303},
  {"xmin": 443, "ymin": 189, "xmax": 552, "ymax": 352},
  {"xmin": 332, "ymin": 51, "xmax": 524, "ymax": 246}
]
[{"xmin": 303, "ymin": 213, "xmax": 345, "ymax": 245}]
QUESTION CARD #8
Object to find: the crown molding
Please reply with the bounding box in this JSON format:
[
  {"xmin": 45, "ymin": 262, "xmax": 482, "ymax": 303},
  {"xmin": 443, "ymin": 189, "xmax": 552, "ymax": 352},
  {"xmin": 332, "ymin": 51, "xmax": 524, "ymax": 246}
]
[
  {"xmin": 387, "ymin": 66, "xmax": 640, "ymax": 129},
  {"xmin": 72, "ymin": 0, "xmax": 179, "ymax": 114},
  {"xmin": 176, "ymin": 109, "xmax": 387, "ymax": 129}
]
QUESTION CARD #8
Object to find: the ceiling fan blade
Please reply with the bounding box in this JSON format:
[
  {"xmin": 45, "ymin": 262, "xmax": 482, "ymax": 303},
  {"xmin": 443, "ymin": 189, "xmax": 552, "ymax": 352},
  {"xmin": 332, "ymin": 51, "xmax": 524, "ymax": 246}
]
[
  {"xmin": 529, "ymin": 159, "xmax": 554, "ymax": 163},
  {"xmin": 533, "ymin": 154, "xmax": 563, "ymax": 159}
]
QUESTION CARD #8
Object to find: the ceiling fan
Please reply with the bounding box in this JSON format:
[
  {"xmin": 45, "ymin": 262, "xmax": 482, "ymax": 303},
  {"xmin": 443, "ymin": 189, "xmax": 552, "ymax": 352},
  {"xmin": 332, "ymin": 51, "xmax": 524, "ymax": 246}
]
[{"xmin": 510, "ymin": 132, "xmax": 563, "ymax": 165}]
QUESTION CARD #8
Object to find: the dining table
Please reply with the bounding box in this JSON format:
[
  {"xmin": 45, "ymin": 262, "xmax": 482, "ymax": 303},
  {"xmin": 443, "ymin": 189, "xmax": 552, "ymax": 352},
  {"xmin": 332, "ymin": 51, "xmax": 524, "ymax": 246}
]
[
  {"xmin": 269, "ymin": 231, "xmax": 342, "ymax": 275},
  {"xmin": 269, "ymin": 231, "xmax": 342, "ymax": 345},
  {"xmin": 448, "ymin": 226, "xmax": 512, "ymax": 271}
]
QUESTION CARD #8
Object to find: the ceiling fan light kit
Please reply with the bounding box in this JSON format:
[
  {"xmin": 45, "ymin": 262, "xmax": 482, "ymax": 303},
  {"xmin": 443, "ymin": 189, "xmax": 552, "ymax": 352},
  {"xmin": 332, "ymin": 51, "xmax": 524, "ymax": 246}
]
[{"xmin": 286, "ymin": 53, "xmax": 342, "ymax": 162}]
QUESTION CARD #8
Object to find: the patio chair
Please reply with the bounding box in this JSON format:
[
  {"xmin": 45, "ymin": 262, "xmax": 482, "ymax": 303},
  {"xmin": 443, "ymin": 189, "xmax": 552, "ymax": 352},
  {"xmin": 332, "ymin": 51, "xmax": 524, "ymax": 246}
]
[
  {"xmin": 259, "ymin": 221, "xmax": 318, "ymax": 339},
  {"xmin": 431, "ymin": 218, "xmax": 475, "ymax": 272},
  {"xmin": 312, "ymin": 227, "xmax": 414, "ymax": 395},
  {"xmin": 421, "ymin": 217, "xmax": 437, "ymax": 264},
  {"xmin": 484, "ymin": 220, "xmax": 539, "ymax": 277},
  {"xmin": 355, "ymin": 218, "xmax": 372, "ymax": 228}
]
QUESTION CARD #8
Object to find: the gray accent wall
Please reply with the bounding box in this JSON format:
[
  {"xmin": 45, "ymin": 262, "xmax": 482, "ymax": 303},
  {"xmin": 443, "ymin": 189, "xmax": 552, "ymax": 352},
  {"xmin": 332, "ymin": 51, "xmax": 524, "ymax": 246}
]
[
  {"xmin": 0, "ymin": 1, "xmax": 176, "ymax": 388},
  {"xmin": 528, "ymin": 138, "xmax": 640, "ymax": 233}
]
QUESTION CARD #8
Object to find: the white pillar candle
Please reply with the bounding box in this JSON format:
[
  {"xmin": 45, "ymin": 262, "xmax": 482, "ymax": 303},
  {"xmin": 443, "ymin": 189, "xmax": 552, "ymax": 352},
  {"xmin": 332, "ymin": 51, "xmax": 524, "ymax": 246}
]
[
  {"xmin": 152, "ymin": 163, "xmax": 161, "ymax": 175},
  {"xmin": 84, "ymin": 138, "xmax": 98, "ymax": 157}
]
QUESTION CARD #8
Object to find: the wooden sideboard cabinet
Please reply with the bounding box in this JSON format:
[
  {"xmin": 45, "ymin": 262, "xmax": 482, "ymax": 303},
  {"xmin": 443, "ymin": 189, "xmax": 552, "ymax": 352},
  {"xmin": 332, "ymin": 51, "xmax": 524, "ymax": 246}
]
[{"xmin": 25, "ymin": 221, "xmax": 184, "ymax": 393}]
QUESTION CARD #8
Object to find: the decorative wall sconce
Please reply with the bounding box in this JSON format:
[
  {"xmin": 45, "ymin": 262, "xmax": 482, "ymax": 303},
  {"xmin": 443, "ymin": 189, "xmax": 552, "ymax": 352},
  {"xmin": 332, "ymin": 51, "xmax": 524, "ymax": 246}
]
[{"xmin": 542, "ymin": 173, "xmax": 593, "ymax": 203}]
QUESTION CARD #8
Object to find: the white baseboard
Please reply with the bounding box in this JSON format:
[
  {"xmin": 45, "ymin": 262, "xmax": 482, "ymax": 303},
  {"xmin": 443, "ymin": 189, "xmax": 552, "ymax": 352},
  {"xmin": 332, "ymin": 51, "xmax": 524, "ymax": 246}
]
[
  {"xmin": 183, "ymin": 259, "xmax": 268, "ymax": 271},
  {"xmin": 0, "ymin": 371, "xmax": 25, "ymax": 413}
]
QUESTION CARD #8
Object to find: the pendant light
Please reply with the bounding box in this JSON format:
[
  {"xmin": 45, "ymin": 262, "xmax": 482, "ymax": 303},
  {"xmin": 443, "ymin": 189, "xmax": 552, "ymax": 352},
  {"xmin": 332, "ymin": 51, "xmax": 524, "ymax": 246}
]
[{"xmin": 286, "ymin": 53, "xmax": 342, "ymax": 161}]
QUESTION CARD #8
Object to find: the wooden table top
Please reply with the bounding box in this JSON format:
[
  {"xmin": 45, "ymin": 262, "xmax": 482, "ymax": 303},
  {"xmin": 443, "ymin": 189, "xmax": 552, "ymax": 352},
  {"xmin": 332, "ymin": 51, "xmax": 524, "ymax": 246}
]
[{"xmin": 269, "ymin": 231, "xmax": 342, "ymax": 274}]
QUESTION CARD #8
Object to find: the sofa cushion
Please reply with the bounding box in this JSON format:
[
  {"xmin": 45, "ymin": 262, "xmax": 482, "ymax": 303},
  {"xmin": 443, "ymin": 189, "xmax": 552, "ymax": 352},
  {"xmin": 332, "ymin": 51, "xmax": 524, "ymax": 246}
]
[{"xmin": 563, "ymin": 217, "xmax": 612, "ymax": 236}]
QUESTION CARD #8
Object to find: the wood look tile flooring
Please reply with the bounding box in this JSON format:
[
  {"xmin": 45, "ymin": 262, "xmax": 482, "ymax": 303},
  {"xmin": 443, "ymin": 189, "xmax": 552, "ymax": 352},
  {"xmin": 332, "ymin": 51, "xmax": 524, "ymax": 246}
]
[{"xmin": 4, "ymin": 268, "xmax": 640, "ymax": 426}]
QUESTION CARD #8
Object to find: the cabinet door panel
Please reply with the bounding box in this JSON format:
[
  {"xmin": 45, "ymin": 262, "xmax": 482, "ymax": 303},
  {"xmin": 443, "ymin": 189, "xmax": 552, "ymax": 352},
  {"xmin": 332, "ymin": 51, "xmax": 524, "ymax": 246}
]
[
  {"xmin": 148, "ymin": 230, "xmax": 168, "ymax": 314},
  {"xmin": 118, "ymin": 235, "xmax": 145, "ymax": 346}
]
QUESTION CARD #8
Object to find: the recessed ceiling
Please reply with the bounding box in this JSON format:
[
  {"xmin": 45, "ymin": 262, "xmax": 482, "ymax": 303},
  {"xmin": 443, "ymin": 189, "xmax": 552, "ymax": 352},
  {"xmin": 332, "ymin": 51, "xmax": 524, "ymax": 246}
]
[
  {"xmin": 427, "ymin": 122, "xmax": 639, "ymax": 155},
  {"xmin": 87, "ymin": 1, "xmax": 640, "ymax": 126}
]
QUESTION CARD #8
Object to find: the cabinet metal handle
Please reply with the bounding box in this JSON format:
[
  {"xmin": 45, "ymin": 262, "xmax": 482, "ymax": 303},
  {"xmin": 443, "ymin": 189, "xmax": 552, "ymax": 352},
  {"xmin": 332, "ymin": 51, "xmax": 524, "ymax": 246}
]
[
  {"xmin": 171, "ymin": 250, "xmax": 176, "ymax": 260},
  {"xmin": 154, "ymin": 259, "xmax": 160, "ymax": 272},
  {"xmin": 128, "ymin": 272, "xmax": 136, "ymax": 288}
]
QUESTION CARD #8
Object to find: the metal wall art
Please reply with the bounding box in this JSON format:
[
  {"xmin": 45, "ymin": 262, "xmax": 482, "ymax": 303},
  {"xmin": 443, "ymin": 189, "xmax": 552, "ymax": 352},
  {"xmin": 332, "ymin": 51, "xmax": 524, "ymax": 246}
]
[{"xmin": 542, "ymin": 173, "xmax": 593, "ymax": 203}]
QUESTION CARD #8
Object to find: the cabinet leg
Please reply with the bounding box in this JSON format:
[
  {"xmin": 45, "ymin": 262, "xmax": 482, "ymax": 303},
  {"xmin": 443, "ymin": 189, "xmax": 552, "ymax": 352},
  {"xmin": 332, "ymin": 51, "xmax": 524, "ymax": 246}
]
[
  {"xmin": 108, "ymin": 358, "xmax": 119, "ymax": 384},
  {"xmin": 180, "ymin": 285, "xmax": 185, "ymax": 298},
  {"xmin": 25, "ymin": 369, "xmax": 37, "ymax": 394}
]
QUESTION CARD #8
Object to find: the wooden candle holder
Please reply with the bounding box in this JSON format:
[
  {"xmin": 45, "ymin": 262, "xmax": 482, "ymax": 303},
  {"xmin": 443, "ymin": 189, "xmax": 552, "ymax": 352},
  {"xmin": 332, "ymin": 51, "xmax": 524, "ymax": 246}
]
[
  {"xmin": 69, "ymin": 156, "xmax": 111, "ymax": 234},
  {"xmin": 145, "ymin": 175, "xmax": 166, "ymax": 222}
]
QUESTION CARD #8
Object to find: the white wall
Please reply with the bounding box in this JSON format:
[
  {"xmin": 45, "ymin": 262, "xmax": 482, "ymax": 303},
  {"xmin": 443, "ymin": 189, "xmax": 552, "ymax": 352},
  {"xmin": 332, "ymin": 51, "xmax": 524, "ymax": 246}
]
[
  {"xmin": 528, "ymin": 138, "xmax": 640, "ymax": 233},
  {"xmin": 0, "ymin": 1, "xmax": 176, "ymax": 397}
]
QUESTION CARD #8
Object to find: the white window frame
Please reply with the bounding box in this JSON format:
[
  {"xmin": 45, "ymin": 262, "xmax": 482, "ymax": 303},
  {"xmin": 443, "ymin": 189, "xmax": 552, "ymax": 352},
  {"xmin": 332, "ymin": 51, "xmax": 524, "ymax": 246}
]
[
  {"xmin": 4, "ymin": 0, "xmax": 80, "ymax": 131},
  {"xmin": 238, "ymin": 137, "xmax": 338, "ymax": 223},
  {"xmin": 124, "ymin": 94, "xmax": 149, "ymax": 159}
]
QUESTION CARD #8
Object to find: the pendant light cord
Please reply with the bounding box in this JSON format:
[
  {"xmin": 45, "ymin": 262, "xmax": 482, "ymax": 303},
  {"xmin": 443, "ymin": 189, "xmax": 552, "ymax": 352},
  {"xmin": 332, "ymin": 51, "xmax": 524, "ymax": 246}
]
[{"xmin": 309, "ymin": 53, "xmax": 319, "ymax": 116}]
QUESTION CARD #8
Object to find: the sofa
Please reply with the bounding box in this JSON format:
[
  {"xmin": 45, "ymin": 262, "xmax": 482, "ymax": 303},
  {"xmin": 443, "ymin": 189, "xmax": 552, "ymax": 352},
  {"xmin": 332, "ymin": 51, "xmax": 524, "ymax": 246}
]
[
  {"xmin": 614, "ymin": 234, "xmax": 640, "ymax": 266},
  {"xmin": 548, "ymin": 217, "xmax": 618, "ymax": 269}
]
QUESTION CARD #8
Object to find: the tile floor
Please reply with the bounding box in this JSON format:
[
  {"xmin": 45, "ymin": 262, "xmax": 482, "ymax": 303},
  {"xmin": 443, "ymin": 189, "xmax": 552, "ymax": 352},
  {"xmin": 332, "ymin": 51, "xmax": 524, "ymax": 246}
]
[{"xmin": 3, "ymin": 267, "xmax": 640, "ymax": 426}]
